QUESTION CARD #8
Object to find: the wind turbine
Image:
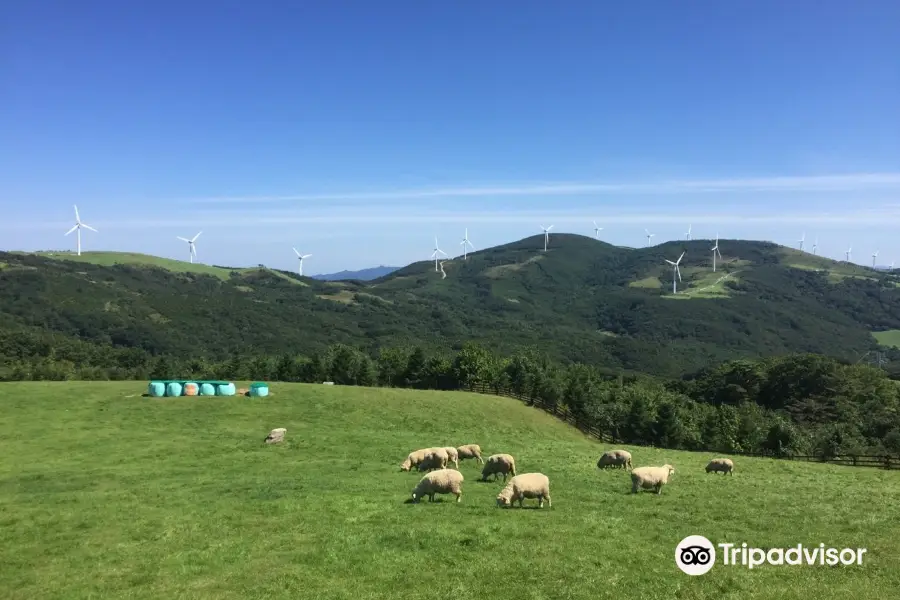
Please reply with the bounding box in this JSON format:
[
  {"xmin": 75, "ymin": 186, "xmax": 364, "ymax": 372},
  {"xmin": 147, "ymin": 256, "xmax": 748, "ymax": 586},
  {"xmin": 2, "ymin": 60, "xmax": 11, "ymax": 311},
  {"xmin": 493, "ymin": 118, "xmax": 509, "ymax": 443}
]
[
  {"xmin": 711, "ymin": 233, "xmax": 723, "ymax": 272},
  {"xmin": 430, "ymin": 237, "xmax": 447, "ymax": 271},
  {"xmin": 872, "ymin": 249, "xmax": 879, "ymax": 269},
  {"xmin": 593, "ymin": 221, "xmax": 603, "ymax": 239},
  {"xmin": 665, "ymin": 251, "xmax": 685, "ymax": 294},
  {"xmin": 460, "ymin": 229, "xmax": 475, "ymax": 260},
  {"xmin": 891, "ymin": 260, "xmax": 895, "ymax": 272},
  {"xmin": 845, "ymin": 247, "xmax": 852, "ymax": 262},
  {"xmin": 812, "ymin": 237, "xmax": 818, "ymax": 255},
  {"xmin": 685, "ymin": 224, "xmax": 692, "ymax": 241},
  {"xmin": 645, "ymin": 229, "xmax": 655, "ymax": 247},
  {"xmin": 292, "ymin": 248, "xmax": 312, "ymax": 276},
  {"xmin": 798, "ymin": 232, "xmax": 805, "ymax": 252},
  {"xmin": 64, "ymin": 205, "xmax": 98, "ymax": 256},
  {"xmin": 540, "ymin": 225, "xmax": 553, "ymax": 251},
  {"xmin": 176, "ymin": 232, "xmax": 202, "ymax": 263}
]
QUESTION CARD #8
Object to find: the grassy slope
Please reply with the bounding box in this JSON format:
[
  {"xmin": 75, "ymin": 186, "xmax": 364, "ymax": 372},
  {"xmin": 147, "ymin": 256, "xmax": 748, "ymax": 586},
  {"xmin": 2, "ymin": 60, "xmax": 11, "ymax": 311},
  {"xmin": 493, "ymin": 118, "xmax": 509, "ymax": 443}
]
[
  {"xmin": 33, "ymin": 251, "xmax": 240, "ymax": 280},
  {"xmin": 873, "ymin": 329, "xmax": 900, "ymax": 348},
  {"xmin": 1, "ymin": 382, "xmax": 897, "ymax": 600}
]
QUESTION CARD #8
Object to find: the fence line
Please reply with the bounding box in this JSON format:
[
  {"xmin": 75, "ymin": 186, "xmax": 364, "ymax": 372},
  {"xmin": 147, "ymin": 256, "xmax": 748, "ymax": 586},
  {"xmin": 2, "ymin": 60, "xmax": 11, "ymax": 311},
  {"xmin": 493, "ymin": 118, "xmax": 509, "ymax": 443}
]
[{"xmin": 463, "ymin": 382, "xmax": 900, "ymax": 471}]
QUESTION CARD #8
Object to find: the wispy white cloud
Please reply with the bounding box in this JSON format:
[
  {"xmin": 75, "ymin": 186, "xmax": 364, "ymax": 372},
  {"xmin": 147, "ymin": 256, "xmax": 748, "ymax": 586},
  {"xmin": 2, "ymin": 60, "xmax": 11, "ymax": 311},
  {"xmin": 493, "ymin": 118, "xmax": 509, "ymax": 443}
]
[
  {"xmin": 184, "ymin": 172, "xmax": 900, "ymax": 204},
  {"xmin": 13, "ymin": 205, "xmax": 900, "ymax": 231}
]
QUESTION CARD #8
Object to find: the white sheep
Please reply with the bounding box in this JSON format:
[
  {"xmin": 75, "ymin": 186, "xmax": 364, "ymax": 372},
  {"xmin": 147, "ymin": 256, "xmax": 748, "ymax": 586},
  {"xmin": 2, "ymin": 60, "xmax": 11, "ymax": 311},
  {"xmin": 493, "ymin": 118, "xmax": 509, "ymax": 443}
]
[
  {"xmin": 411, "ymin": 468, "xmax": 464, "ymax": 503},
  {"xmin": 441, "ymin": 446, "xmax": 460, "ymax": 469},
  {"xmin": 496, "ymin": 473, "xmax": 551, "ymax": 508},
  {"xmin": 705, "ymin": 458, "xmax": 734, "ymax": 475},
  {"xmin": 417, "ymin": 448, "xmax": 449, "ymax": 472},
  {"xmin": 457, "ymin": 444, "xmax": 484, "ymax": 465},
  {"xmin": 597, "ymin": 449, "xmax": 632, "ymax": 470},
  {"xmin": 264, "ymin": 428, "xmax": 286, "ymax": 444},
  {"xmin": 630, "ymin": 464, "xmax": 675, "ymax": 494},
  {"xmin": 481, "ymin": 453, "xmax": 517, "ymax": 482},
  {"xmin": 400, "ymin": 448, "xmax": 432, "ymax": 472}
]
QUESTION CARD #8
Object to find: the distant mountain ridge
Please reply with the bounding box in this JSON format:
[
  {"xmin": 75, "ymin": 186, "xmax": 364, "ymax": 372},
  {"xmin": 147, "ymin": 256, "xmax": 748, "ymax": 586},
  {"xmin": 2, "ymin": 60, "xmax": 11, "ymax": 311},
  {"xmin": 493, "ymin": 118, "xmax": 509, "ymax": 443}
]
[{"xmin": 311, "ymin": 265, "xmax": 401, "ymax": 281}]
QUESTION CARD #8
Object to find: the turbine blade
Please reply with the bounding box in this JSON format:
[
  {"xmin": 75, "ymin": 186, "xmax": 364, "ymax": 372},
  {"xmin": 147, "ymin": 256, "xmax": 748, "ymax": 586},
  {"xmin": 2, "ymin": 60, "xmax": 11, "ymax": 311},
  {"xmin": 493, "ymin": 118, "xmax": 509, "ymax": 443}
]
[
  {"xmin": 547, "ymin": 225, "xmax": 553, "ymax": 230},
  {"xmin": 192, "ymin": 231, "xmax": 203, "ymax": 242},
  {"xmin": 665, "ymin": 260, "xmax": 675, "ymax": 265},
  {"xmin": 74, "ymin": 205, "xmax": 80, "ymax": 222},
  {"xmin": 178, "ymin": 237, "xmax": 189, "ymax": 242},
  {"xmin": 293, "ymin": 247, "xmax": 301, "ymax": 257},
  {"xmin": 677, "ymin": 267, "xmax": 682, "ymax": 282},
  {"xmin": 81, "ymin": 224, "xmax": 98, "ymax": 232}
]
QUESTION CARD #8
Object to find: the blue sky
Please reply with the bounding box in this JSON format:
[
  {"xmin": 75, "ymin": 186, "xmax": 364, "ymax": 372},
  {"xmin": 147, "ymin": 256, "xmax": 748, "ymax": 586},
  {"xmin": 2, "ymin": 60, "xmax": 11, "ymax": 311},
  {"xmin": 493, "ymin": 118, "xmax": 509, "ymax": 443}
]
[{"xmin": 2, "ymin": 1, "xmax": 899, "ymax": 274}]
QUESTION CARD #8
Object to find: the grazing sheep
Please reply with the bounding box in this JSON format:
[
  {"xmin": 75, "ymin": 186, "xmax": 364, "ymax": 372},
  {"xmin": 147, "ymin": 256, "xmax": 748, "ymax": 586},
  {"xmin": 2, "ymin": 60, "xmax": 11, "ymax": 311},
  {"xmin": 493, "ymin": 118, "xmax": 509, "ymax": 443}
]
[
  {"xmin": 441, "ymin": 446, "xmax": 460, "ymax": 469},
  {"xmin": 417, "ymin": 448, "xmax": 450, "ymax": 472},
  {"xmin": 597, "ymin": 449, "xmax": 632, "ymax": 470},
  {"xmin": 496, "ymin": 473, "xmax": 551, "ymax": 508},
  {"xmin": 705, "ymin": 458, "xmax": 734, "ymax": 475},
  {"xmin": 411, "ymin": 469, "xmax": 464, "ymax": 503},
  {"xmin": 264, "ymin": 428, "xmax": 286, "ymax": 444},
  {"xmin": 630, "ymin": 464, "xmax": 675, "ymax": 495},
  {"xmin": 457, "ymin": 444, "xmax": 484, "ymax": 465},
  {"xmin": 400, "ymin": 448, "xmax": 432, "ymax": 472},
  {"xmin": 481, "ymin": 453, "xmax": 517, "ymax": 482}
]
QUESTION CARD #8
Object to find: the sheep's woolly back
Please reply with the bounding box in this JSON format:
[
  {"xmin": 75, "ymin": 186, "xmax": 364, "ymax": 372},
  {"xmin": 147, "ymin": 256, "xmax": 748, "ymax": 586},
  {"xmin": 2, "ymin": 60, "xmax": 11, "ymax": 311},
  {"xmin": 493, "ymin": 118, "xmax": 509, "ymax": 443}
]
[
  {"xmin": 631, "ymin": 464, "xmax": 675, "ymax": 486},
  {"xmin": 441, "ymin": 446, "xmax": 460, "ymax": 468},
  {"xmin": 497, "ymin": 472, "xmax": 551, "ymax": 506},
  {"xmin": 705, "ymin": 458, "xmax": 734, "ymax": 473},
  {"xmin": 400, "ymin": 447, "xmax": 432, "ymax": 471},
  {"xmin": 597, "ymin": 449, "xmax": 632, "ymax": 468},
  {"xmin": 412, "ymin": 468, "xmax": 465, "ymax": 499},
  {"xmin": 481, "ymin": 453, "xmax": 516, "ymax": 479},
  {"xmin": 417, "ymin": 447, "xmax": 449, "ymax": 471},
  {"xmin": 457, "ymin": 444, "xmax": 482, "ymax": 459}
]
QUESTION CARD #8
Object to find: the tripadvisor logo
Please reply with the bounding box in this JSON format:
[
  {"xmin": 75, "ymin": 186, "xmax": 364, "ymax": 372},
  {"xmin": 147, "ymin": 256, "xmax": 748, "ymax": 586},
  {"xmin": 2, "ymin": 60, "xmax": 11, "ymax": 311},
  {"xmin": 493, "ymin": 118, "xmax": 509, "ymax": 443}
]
[{"xmin": 675, "ymin": 535, "xmax": 867, "ymax": 575}]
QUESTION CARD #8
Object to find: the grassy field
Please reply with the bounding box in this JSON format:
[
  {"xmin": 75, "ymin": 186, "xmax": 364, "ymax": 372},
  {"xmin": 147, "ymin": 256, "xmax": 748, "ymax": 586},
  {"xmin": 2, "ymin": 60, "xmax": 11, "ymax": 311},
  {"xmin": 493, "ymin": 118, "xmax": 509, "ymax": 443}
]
[
  {"xmin": 1, "ymin": 383, "xmax": 898, "ymax": 599},
  {"xmin": 34, "ymin": 251, "xmax": 241, "ymax": 280},
  {"xmin": 872, "ymin": 329, "xmax": 900, "ymax": 348}
]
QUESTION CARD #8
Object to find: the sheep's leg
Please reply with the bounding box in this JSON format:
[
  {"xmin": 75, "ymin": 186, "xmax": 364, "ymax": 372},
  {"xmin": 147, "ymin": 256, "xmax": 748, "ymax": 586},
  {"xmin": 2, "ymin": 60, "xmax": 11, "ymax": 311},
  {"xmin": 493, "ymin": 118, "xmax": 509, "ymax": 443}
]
[
  {"xmin": 538, "ymin": 496, "xmax": 544, "ymax": 508},
  {"xmin": 655, "ymin": 484, "xmax": 662, "ymax": 495},
  {"xmin": 455, "ymin": 491, "xmax": 462, "ymax": 503},
  {"xmin": 546, "ymin": 494, "xmax": 551, "ymax": 508}
]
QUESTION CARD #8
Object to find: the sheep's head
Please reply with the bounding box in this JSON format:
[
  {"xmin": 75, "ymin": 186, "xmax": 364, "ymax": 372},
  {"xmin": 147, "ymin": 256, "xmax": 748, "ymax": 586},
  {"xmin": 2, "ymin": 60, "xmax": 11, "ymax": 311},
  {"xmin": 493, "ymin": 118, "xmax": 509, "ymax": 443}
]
[
  {"xmin": 496, "ymin": 487, "xmax": 513, "ymax": 507},
  {"xmin": 664, "ymin": 464, "xmax": 675, "ymax": 476},
  {"xmin": 400, "ymin": 458, "xmax": 412, "ymax": 471}
]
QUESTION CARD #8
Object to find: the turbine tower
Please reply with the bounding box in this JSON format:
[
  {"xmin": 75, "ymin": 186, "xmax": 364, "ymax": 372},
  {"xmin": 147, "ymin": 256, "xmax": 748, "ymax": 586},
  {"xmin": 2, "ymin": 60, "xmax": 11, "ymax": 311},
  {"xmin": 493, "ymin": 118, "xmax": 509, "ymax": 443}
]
[
  {"xmin": 872, "ymin": 249, "xmax": 879, "ymax": 269},
  {"xmin": 176, "ymin": 231, "xmax": 202, "ymax": 263},
  {"xmin": 430, "ymin": 237, "xmax": 448, "ymax": 271},
  {"xmin": 292, "ymin": 248, "xmax": 312, "ymax": 276},
  {"xmin": 711, "ymin": 233, "xmax": 723, "ymax": 272},
  {"xmin": 685, "ymin": 224, "xmax": 692, "ymax": 241},
  {"xmin": 460, "ymin": 229, "xmax": 475, "ymax": 260},
  {"xmin": 593, "ymin": 221, "xmax": 603, "ymax": 239},
  {"xmin": 64, "ymin": 205, "xmax": 98, "ymax": 256},
  {"xmin": 665, "ymin": 251, "xmax": 685, "ymax": 294},
  {"xmin": 645, "ymin": 229, "xmax": 655, "ymax": 247},
  {"xmin": 845, "ymin": 247, "xmax": 852, "ymax": 262},
  {"xmin": 798, "ymin": 232, "xmax": 805, "ymax": 252},
  {"xmin": 540, "ymin": 225, "xmax": 554, "ymax": 251},
  {"xmin": 812, "ymin": 237, "xmax": 818, "ymax": 255}
]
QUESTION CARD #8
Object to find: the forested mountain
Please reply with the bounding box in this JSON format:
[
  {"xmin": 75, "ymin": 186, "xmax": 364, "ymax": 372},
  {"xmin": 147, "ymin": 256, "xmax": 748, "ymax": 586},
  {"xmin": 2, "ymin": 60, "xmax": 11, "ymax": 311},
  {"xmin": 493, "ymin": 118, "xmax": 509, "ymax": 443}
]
[
  {"xmin": 2, "ymin": 233, "xmax": 899, "ymax": 378},
  {"xmin": 311, "ymin": 265, "xmax": 400, "ymax": 281}
]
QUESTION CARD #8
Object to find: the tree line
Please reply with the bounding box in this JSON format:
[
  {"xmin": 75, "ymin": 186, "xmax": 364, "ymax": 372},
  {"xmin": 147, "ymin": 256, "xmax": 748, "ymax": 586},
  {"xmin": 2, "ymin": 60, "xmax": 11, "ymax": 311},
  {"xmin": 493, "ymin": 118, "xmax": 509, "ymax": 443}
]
[{"xmin": 3, "ymin": 329, "xmax": 898, "ymax": 460}]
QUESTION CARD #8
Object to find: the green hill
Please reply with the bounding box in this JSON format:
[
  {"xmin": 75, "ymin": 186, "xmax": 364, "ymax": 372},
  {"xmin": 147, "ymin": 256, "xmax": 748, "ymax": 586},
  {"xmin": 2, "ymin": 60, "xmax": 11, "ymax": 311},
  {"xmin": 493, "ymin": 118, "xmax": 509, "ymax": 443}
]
[
  {"xmin": 2, "ymin": 234, "xmax": 899, "ymax": 377},
  {"xmin": 1, "ymin": 382, "xmax": 895, "ymax": 599}
]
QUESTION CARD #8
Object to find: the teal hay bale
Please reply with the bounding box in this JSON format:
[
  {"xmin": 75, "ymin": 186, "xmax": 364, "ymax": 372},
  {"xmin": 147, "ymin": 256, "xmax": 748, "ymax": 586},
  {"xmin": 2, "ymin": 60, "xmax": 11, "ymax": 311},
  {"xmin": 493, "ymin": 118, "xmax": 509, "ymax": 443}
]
[
  {"xmin": 216, "ymin": 382, "xmax": 236, "ymax": 396},
  {"xmin": 165, "ymin": 382, "xmax": 183, "ymax": 397},
  {"xmin": 148, "ymin": 381, "xmax": 166, "ymax": 397},
  {"xmin": 199, "ymin": 383, "xmax": 216, "ymax": 396},
  {"xmin": 249, "ymin": 382, "xmax": 269, "ymax": 397}
]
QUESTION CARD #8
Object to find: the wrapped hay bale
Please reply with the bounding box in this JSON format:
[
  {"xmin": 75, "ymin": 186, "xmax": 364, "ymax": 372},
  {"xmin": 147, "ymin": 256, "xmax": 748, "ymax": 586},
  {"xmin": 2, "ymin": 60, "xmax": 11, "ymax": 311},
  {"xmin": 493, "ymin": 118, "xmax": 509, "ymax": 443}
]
[
  {"xmin": 165, "ymin": 382, "xmax": 183, "ymax": 397},
  {"xmin": 183, "ymin": 382, "xmax": 199, "ymax": 396},
  {"xmin": 199, "ymin": 383, "xmax": 216, "ymax": 396},
  {"xmin": 249, "ymin": 382, "xmax": 269, "ymax": 397},
  {"xmin": 217, "ymin": 382, "xmax": 236, "ymax": 396},
  {"xmin": 148, "ymin": 381, "xmax": 166, "ymax": 397}
]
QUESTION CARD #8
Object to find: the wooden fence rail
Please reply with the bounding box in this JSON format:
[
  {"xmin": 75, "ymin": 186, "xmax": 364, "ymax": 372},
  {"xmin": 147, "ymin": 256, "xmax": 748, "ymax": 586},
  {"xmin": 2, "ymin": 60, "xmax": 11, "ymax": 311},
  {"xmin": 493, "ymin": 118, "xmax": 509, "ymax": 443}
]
[{"xmin": 463, "ymin": 382, "xmax": 900, "ymax": 471}]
